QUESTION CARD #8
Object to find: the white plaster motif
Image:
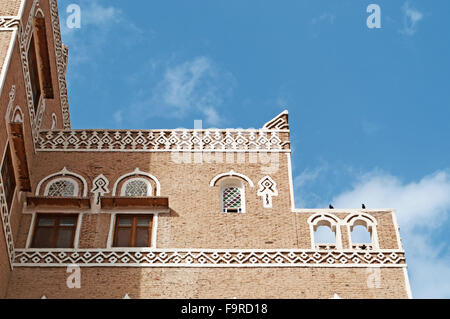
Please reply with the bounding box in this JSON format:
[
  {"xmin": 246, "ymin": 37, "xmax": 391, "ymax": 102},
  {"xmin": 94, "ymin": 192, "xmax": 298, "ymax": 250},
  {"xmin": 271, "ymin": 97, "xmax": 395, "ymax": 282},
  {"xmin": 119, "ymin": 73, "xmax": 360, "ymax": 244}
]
[
  {"xmin": 36, "ymin": 167, "xmax": 88, "ymax": 197},
  {"xmin": 210, "ymin": 170, "xmax": 254, "ymax": 187},
  {"xmin": 112, "ymin": 168, "xmax": 160, "ymax": 196},
  {"xmin": 308, "ymin": 213, "xmax": 343, "ymax": 250},
  {"xmin": 12, "ymin": 248, "xmax": 406, "ymax": 267},
  {"xmin": 257, "ymin": 176, "xmax": 278, "ymax": 208},
  {"xmin": 51, "ymin": 113, "xmax": 57, "ymax": 129},
  {"xmin": 49, "ymin": 0, "xmax": 71, "ymax": 129},
  {"xmin": 0, "ymin": 177, "xmax": 15, "ymax": 269},
  {"xmin": 4, "ymin": 85, "xmax": 16, "ymax": 123},
  {"xmin": 345, "ymin": 213, "xmax": 379, "ymax": 250},
  {"xmin": 91, "ymin": 174, "xmax": 110, "ymax": 197},
  {"xmin": 36, "ymin": 130, "xmax": 288, "ymax": 152},
  {"xmin": 0, "ymin": 17, "xmax": 20, "ymax": 30}
]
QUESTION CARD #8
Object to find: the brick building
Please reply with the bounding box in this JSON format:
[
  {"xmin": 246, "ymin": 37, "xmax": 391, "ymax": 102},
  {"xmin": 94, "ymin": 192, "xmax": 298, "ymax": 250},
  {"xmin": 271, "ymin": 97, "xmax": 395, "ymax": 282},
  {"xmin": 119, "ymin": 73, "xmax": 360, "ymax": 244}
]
[{"xmin": 0, "ymin": 0, "xmax": 412, "ymax": 299}]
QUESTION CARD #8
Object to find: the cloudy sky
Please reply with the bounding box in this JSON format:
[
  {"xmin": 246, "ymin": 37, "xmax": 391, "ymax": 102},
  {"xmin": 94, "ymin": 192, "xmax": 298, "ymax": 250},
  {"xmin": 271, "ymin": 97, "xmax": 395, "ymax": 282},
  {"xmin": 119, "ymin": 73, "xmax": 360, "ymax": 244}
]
[{"xmin": 58, "ymin": 0, "xmax": 450, "ymax": 298}]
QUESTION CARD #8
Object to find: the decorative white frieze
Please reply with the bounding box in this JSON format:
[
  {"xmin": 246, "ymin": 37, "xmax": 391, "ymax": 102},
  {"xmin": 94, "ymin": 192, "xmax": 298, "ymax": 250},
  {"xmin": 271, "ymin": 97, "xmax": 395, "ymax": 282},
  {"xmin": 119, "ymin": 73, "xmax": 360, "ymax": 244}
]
[
  {"xmin": 0, "ymin": 16, "xmax": 20, "ymax": 30},
  {"xmin": 13, "ymin": 248, "xmax": 406, "ymax": 267},
  {"xmin": 257, "ymin": 176, "xmax": 278, "ymax": 208},
  {"xmin": 0, "ymin": 181, "xmax": 15, "ymax": 269},
  {"xmin": 37, "ymin": 130, "xmax": 290, "ymax": 152}
]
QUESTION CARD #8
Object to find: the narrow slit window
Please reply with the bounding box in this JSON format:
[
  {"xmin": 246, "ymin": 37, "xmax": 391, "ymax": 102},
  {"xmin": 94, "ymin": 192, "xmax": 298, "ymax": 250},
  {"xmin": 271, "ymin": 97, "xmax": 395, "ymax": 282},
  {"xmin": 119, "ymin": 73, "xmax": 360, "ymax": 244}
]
[
  {"xmin": 27, "ymin": 34, "xmax": 41, "ymax": 113},
  {"xmin": 1, "ymin": 145, "xmax": 16, "ymax": 212}
]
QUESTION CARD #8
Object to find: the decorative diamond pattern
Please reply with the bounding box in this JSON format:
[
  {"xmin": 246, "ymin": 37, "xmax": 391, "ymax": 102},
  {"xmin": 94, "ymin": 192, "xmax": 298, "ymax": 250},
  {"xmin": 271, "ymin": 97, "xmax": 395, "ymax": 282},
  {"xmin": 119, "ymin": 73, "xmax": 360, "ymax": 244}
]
[
  {"xmin": 124, "ymin": 180, "xmax": 149, "ymax": 197},
  {"xmin": 37, "ymin": 130, "xmax": 288, "ymax": 152},
  {"xmin": 12, "ymin": 249, "xmax": 406, "ymax": 267},
  {"xmin": 223, "ymin": 187, "xmax": 241, "ymax": 209}
]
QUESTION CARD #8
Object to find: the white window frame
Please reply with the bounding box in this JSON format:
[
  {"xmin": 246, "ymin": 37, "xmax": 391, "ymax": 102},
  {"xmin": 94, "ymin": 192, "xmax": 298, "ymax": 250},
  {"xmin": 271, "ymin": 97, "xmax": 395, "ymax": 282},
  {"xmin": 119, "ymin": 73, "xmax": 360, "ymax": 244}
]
[
  {"xmin": 25, "ymin": 211, "xmax": 83, "ymax": 249},
  {"xmin": 106, "ymin": 211, "xmax": 159, "ymax": 249},
  {"xmin": 345, "ymin": 214, "xmax": 379, "ymax": 250},
  {"xmin": 308, "ymin": 213, "xmax": 342, "ymax": 250}
]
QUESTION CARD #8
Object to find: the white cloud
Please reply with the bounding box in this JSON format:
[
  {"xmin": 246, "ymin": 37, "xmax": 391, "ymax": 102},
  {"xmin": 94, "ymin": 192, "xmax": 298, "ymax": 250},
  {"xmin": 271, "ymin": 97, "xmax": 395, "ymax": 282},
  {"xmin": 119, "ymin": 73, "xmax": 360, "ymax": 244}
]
[
  {"xmin": 60, "ymin": 0, "xmax": 122, "ymax": 37},
  {"xmin": 293, "ymin": 163, "xmax": 330, "ymax": 207},
  {"xmin": 60, "ymin": 0, "xmax": 144, "ymax": 66},
  {"xmin": 295, "ymin": 164, "xmax": 329, "ymax": 189},
  {"xmin": 311, "ymin": 13, "xmax": 336, "ymax": 25},
  {"xmin": 132, "ymin": 56, "xmax": 234, "ymax": 126},
  {"xmin": 400, "ymin": 1, "xmax": 424, "ymax": 36},
  {"xmin": 113, "ymin": 110, "xmax": 123, "ymax": 127},
  {"xmin": 332, "ymin": 170, "xmax": 450, "ymax": 298}
]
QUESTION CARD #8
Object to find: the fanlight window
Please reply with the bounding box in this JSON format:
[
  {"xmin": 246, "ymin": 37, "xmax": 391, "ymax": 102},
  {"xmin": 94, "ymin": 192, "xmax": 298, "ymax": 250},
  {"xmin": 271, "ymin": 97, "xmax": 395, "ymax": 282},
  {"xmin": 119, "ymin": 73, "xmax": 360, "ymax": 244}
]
[
  {"xmin": 46, "ymin": 179, "xmax": 77, "ymax": 197},
  {"xmin": 121, "ymin": 178, "xmax": 152, "ymax": 197}
]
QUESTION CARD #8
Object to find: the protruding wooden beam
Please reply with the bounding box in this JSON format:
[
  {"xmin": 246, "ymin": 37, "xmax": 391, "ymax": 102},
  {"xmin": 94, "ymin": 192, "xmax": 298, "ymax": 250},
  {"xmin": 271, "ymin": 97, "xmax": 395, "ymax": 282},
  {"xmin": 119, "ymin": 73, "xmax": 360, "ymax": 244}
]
[
  {"xmin": 8, "ymin": 122, "xmax": 31, "ymax": 192},
  {"xmin": 33, "ymin": 16, "xmax": 53, "ymax": 99},
  {"xmin": 26, "ymin": 196, "xmax": 91, "ymax": 209},
  {"xmin": 100, "ymin": 196, "xmax": 169, "ymax": 210}
]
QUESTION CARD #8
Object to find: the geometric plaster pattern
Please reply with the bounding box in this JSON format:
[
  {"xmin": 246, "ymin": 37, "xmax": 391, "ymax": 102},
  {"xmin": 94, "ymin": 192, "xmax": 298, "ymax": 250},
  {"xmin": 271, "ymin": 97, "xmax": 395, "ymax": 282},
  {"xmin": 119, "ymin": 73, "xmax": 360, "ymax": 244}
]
[
  {"xmin": 13, "ymin": 248, "xmax": 406, "ymax": 267},
  {"xmin": 257, "ymin": 176, "xmax": 278, "ymax": 208},
  {"xmin": 37, "ymin": 130, "xmax": 289, "ymax": 152},
  {"xmin": 0, "ymin": 181, "xmax": 14, "ymax": 269}
]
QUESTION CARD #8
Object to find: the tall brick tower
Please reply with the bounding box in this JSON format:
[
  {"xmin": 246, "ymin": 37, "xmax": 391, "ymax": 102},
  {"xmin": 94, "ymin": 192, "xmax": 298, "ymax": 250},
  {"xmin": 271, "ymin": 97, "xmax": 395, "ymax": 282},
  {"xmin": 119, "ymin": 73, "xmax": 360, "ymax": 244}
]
[{"xmin": 0, "ymin": 0, "xmax": 412, "ymax": 298}]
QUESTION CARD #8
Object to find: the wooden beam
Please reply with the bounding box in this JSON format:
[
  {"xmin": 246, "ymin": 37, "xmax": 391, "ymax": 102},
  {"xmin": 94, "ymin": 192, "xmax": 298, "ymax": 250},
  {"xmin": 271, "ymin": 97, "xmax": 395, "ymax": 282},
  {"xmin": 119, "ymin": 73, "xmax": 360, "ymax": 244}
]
[
  {"xmin": 33, "ymin": 17, "xmax": 53, "ymax": 99},
  {"xmin": 26, "ymin": 196, "xmax": 91, "ymax": 210},
  {"xmin": 8, "ymin": 123, "xmax": 31, "ymax": 192},
  {"xmin": 101, "ymin": 196, "xmax": 169, "ymax": 210}
]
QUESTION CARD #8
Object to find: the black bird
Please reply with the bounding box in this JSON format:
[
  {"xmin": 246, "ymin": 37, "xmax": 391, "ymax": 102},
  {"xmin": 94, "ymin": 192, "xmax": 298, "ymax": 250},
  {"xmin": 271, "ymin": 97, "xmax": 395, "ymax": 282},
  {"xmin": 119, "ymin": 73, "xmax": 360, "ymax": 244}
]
[
  {"xmin": 329, "ymin": 204, "xmax": 334, "ymax": 209},
  {"xmin": 362, "ymin": 204, "xmax": 366, "ymax": 209}
]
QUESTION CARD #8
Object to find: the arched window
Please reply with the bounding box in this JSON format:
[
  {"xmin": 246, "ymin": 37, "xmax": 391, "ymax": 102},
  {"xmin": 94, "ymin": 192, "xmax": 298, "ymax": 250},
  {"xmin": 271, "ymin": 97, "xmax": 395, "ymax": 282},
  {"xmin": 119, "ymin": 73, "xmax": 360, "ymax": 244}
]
[
  {"xmin": 351, "ymin": 224, "xmax": 372, "ymax": 244},
  {"xmin": 308, "ymin": 213, "xmax": 342, "ymax": 250},
  {"xmin": 36, "ymin": 167, "xmax": 87, "ymax": 197},
  {"xmin": 121, "ymin": 178, "xmax": 152, "ymax": 197},
  {"xmin": 220, "ymin": 178, "xmax": 245, "ymax": 213},
  {"xmin": 44, "ymin": 178, "xmax": 78, "ymax": 197},
  {"xmin": 314, "ymin": 222, "xmax": 336, "ymax": 244},
  {"xmin": 345, "ymin": 213, "xmax": 379, "ymax": 250}
]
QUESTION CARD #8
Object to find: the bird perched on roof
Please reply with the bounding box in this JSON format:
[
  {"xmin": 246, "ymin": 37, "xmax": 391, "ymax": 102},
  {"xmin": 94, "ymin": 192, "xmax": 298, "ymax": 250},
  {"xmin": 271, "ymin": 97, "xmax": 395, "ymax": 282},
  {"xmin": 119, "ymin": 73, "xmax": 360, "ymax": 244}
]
[
  {"xmin": 329, "ymin": 204, "xmax": 334, "ymax": 209},
  {"xmin": 362, "ymin": 204, "xmax": 366, "ymax": 209}
]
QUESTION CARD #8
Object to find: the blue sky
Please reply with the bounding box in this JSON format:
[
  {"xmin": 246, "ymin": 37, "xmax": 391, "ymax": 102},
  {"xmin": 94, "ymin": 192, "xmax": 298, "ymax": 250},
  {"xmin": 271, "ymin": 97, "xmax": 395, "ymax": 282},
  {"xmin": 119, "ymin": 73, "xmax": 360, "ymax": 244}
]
[{"xmin": 58, "ymin": 0, "xmax": 450, "ymax": 298}]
